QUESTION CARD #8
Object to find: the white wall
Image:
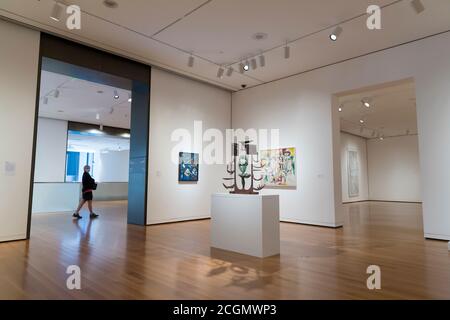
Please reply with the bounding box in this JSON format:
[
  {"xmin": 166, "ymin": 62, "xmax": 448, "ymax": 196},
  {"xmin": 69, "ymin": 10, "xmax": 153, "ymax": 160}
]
[
  {"xmin": 340, "ymin": 132, "xmax": 369, "ymax": 203},
  {"xmin": 367, "ymin": 135, "xmax": 421, "ymax": 202},
  {"xmin": 147, "ymin": 68, "xmax": 231, "ymax": 224},
  {"xmin": 0, "ymin": 20, "xmax": 39, "ymax": 242},
  {"xmin": 96, "ymin": 150, "xmax": 129, "ymax": 182},
  {"xmin": 34, "ymin": 117, "xmax": 68, "ymax": 182},
  {"xmin": 232, "ymin": 31, "xmax": 450, "ymax": 239},
  {"xmin": 32, "ymin": 183, "xmax": 80, "ymax": 214}
]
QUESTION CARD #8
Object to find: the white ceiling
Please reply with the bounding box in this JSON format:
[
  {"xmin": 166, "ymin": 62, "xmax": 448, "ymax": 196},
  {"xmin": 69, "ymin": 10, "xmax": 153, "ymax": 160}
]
[
  {"xmin": 1, "ymin": 0, "xmax": 450, "ymax": 91},
  {"xmin": 68, "ymin": 132, "xmax": 130, "ymax": 153},
  {"xmin": 338, "ymin": 80, "xmax": 417, "ymax": 139},
  {"xmin": 39, "ymin": 70, "xmax": 132, "ymax": 128}
]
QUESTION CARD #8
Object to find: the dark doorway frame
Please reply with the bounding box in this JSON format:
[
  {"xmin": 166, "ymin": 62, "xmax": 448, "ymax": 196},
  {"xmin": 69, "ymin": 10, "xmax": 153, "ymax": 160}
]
[{"xmin": 27, "ymin": 33, "xmax": 151, "ymax": 238}]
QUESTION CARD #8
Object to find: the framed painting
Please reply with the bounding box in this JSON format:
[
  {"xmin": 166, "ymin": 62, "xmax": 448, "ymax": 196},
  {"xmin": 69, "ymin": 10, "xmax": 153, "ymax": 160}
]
[
  {"xmin": 178, "ymin": 152, "xmax": 199, "ymax": 182},
  {"xmin": 260, "ymin": 147, "xmax": 297, "ymax": 189},
  {"xmin": 347, "ymin": 150, "xmax": 359, "ymax": 197}
]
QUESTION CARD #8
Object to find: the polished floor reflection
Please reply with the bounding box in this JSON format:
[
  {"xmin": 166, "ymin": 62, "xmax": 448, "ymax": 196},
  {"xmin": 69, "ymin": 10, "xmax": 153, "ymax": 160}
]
[{"xmin": 0, "ymin": 201, "xmax": 449, "ymax": 299}]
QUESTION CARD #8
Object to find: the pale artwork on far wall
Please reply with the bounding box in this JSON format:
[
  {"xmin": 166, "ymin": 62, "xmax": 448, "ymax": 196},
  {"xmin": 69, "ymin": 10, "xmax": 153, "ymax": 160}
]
[
  {"xmin": 260, "ymin": 147, "xmax": 297, "ymax": 189},
  {"xmin": 347, "ymin": 150, "xmax": 359, "ymax": 197}
]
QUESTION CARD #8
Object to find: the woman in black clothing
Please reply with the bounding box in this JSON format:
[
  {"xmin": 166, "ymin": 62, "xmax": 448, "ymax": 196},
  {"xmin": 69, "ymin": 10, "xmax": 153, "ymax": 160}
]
[{"xmin": 73, "ymin": 165, "xmax": 99, "ymax": 219}]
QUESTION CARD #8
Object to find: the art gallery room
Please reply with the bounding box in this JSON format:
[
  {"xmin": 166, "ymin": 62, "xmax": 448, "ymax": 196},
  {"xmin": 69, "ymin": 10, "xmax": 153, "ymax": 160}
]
[{"xmin": 1, "ymin": 0, "xmax": 450, "ymax": 304}]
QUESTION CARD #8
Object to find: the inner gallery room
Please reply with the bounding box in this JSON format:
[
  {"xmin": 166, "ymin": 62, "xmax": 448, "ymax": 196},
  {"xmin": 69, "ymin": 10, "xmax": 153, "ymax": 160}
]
[{"xmin": 1, "ymin": 0, "xmax": 450, "ymax": 305}]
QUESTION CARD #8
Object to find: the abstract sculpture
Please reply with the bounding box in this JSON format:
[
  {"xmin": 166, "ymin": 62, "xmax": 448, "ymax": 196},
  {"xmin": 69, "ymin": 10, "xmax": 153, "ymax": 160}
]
[{"xmin": 223, "ymin": 140, "xmax": 265, "ymax": 194}]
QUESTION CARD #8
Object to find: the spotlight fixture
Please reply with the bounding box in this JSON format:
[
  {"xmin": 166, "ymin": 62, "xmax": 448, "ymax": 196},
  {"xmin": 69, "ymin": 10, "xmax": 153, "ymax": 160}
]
[
  {"xmin": 250, "ymin": 58, "xmax": 257, "ymax": 70},
  {"xmin": 43, "ymin": 97, "xmax": 48, "ymax": 105},
  {"xmin": 100, "ymin": 124, "xmax": 104, "ymax": 131},
  {"xmin": 239, "ymin": 62, "xmax": 245, "ymax": 74},
  {"xmin": 187, "ymin": 55, "xmax": 195, "ymax": 68},
  {"xmin": 359, "ymin": 119, "xmax": 365, "ymax": 124},
  {"xmin": 50, "ymin": 2, "xmax": 63, "ymax": 21},
  {"xmin": 362, "ymin": 99, "xmax": 370, "ymax": 108},
  {"xmin": 284, "ymin": 45, "xmax": 290, "ymax": 59},
  {"xmin": 128, "ymin": 93, "xmax": 132, "ymax": 103},
  {"xmin": 411, "ymin": 0, "xmax": 425, "ymax": 14},
  {"xmin": 96, "ymin": 113, "xmax": 100, "ymax": 120},
  {"xmin": 226, "ymin": 67, "xmax": 234, "ymax": 77},
  {"xmin": 244, "ymin": 60, "xmax": 250, "ymax": 71},
  {"xmin": 372, "ymin": 130, "xmax": 376, "ymax": 137},
  {"xmin": 114, "ymin": 89, "xmax": 119, "ymax": 99},
  {"xmin": 338, "ymin": 105, "xmax": 343, "ymax": 112},
  {"xmin": 330, "ymin": 26, "xmax": 343, "ymax": 41},
  {"xmin": 54, "ymin": 89, "xmax": 60, "ymax": 98},
  {"xmin": 379, "ymin": 135, "xmax": 384, "ymax": 141},
  {"xmin": 217, "ymin": 67, "xmax": 225, "ymax": 78},
  {"xmin": 259, "ymin": 54, "xmax": 266, "ymax": 67}
]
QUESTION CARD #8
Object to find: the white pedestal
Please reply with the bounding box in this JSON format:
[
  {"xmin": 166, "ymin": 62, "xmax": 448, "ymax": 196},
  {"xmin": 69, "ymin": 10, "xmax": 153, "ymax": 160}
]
[{"xmin": 211, "ymin": 193, "xmax": 280, "ymax": 258}]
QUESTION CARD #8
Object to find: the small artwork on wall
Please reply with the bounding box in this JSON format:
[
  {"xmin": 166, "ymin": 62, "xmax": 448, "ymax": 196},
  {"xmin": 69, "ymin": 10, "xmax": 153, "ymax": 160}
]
[
  {"xmin": 260, "ymin": 147, "xmax": 297, "ymax": 189},
  {"xmin": 347, "ymin": 150, "xmax": 359, "ymax": 197},
  {"xmin": 179, "ymin": 152, "xmax": 199, "ymax": 182}
]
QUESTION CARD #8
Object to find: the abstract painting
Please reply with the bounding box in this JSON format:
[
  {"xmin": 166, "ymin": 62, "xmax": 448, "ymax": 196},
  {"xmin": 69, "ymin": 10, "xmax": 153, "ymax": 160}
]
[
  {"xmin": 347, "ymin": 150, "xmax": 359, "ymax": 197},
  {"xmin": 178, "ymin": 152, "xmax": 199, "ymax": 182},
  {"xmin": 260, "ymin": 148, "xmax": 297, "ymax": 189}
]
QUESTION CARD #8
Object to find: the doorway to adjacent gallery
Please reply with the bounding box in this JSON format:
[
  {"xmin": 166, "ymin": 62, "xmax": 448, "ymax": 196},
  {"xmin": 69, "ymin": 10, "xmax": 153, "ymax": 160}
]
[
  {"xmin": 27, "ymin": 33, "xmax": 151, "ymax": 238},
  {"xmin": 336, "ymin": 78, "xmax": 421, "ymax": 206}
]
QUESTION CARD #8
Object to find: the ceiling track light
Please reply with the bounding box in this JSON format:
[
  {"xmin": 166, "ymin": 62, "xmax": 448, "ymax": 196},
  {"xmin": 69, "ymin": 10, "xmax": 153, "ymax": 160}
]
[
  {"xmin": 259, "ymin": 54, "xmax": 266, "ymax": 67},
  {"xmin": 96, "ymin": 113, "xmax": 100, "ymax": 120},
  {"xmin": 226, "ymin": 67, "xmax": 234, "ymax": 77},
  {"xmin": 338, "ymin": 105, "xmax": 343, "ymax": 112},
  {"xmin": 362, "ymin": 99, "xmax": 370, "ymax": 108},
  {"xmin": 217, "ymin": 67, "xmax": 225, "ymax": 78},
  {"xmin": 43, "ymin": 97, "xmax": 48, "ymax": 105},
  {"xmin": 239, "ymin": 62, "xmax": 245, "ymax": 74},
  {"xmin": 114, "ymin": 89, "xmax": 119, "ymax": 99},
  {"xmin": 50, "ymin": 2, "xmax": 63, "ymax": 21},
  {"xmin": 244, "ymin": 60, "xmax": 250, "ymax": 71},
  {"xmin": 54, "ymin": 89, "xmax": 60, "ymax": 98},
  {"xmin": 187, "ymin": 55, "xmax": 195, "ymax": 68},
  {"xmin": 411, "ymin": 0, "xmax": 425, "ymax": 14},
  {"xmin": 128, "ymin": 93, "xmax": 132, "ymax": 102},
  {"xmin": 250, "ymin": 58, "xmax": 257, "ymax": 70},
  {"xmin": 330, "ymin": 26, "xmax": 343, "ymax": 41},
  {"xmin": 284, "ymin": 45, "xmax": 290, "ymax": 59}
]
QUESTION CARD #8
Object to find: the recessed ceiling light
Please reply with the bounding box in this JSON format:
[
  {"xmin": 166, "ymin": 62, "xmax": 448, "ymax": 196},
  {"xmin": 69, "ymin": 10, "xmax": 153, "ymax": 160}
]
[
  {"xmin": 97, "ymin": 90, "xmax": 104, "ymax": 94},
  {"xmin": 251, "ymin": 32, "xmax": 268, "ymax": 41},
  {"xmin": 243, "ymin": 61, "xmax": 250, "ymax": 71},
  {"xmin": 359, "ymin": 119, "xmax": 365, "ymax": 124},
  {"xmin": 103, "ymin": 0, "xmax": 118, "ymax": 9}
]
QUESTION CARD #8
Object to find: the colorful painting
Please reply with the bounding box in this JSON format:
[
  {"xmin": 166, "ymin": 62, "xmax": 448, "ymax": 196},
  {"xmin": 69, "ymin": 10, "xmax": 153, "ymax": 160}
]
[
  {"xmin": 178, "ymin": 152, "xmax": 199, "ymax": 182},
  {"xmin": 347, "ymin": 150, "xmax": 359, "ymax": 197},
  {"xmin": 260, "ymin": 148, "xmax": 297, "ymax": 188}
]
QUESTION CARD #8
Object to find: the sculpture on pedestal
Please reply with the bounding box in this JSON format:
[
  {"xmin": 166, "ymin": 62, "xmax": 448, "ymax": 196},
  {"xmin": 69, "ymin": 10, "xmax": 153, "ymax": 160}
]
[{"xmin": 223, "ymin": 140, "xmax": 265, "ymax": 194}]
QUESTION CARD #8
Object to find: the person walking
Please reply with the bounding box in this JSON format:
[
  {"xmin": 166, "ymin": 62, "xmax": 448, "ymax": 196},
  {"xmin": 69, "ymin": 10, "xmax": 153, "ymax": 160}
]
[{"xmin": 73, "ymin": 165, "xmax": 99, "ymax": 219}]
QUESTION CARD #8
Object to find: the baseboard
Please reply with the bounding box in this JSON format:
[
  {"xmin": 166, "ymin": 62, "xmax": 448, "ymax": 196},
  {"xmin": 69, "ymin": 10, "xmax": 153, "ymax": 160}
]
[
  {"xmin": 0, "ymin": 233, "xmax": 27, "ymax": 243},
  {"xmin": 343, "ymin": 200, "xmax": 422, "ymax": 204},
  {"xmin": 280, "ymin": 218, "xmax": 343, "ymax": 228},
  {"xmin": 424, "ymin": 233, "xmax": 450, "ymax": 241},
  {"xmin": 147, "ymin": 215, "xmax": 211, "ymax": 226}
]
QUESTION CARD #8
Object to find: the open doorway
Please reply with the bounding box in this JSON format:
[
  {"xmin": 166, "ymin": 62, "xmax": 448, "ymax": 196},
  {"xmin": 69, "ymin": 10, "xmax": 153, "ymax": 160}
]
[
  {"xmin": 27, "ymin": 34, "xmax": 150, "ymax": 237},
  {"xmin": 32, "ymin": 67, "xmax": 132, "ymax": 222},
  {"xmin": 338, "ymin": 79, "xmax": 420, "ymax": 204}
]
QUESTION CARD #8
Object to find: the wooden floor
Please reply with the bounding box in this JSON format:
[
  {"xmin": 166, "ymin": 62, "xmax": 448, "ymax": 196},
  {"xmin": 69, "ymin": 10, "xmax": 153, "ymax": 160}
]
[{"xmin": 0, "ymin": 201, "xmax": 449, "ymax": 299}]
